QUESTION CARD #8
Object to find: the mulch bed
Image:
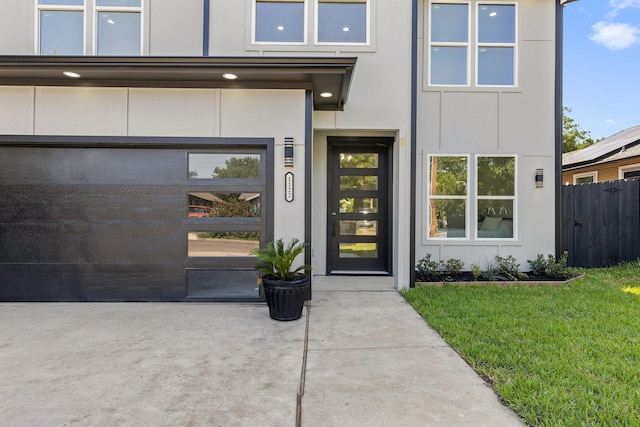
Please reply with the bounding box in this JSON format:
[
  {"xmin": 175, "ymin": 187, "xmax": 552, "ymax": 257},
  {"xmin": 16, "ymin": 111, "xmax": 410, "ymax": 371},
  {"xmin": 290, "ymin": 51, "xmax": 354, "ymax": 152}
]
[{"xmin": 416, "ymin": 272, "xmax": 582, "ymax": 286}]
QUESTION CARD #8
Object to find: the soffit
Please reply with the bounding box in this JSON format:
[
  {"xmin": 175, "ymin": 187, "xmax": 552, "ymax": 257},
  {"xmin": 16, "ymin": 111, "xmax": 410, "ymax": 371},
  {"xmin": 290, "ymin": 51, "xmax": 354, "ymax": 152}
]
[{"xmin": 0, "ymin": 56, "xmax": 357, "ymax": 111}]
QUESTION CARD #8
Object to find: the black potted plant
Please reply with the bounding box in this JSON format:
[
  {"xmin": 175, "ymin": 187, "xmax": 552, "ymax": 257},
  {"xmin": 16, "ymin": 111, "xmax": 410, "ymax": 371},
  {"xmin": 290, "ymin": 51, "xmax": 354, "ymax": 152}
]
[{"xmin": 250, "ymin": 238, "xmax": 311, "ymax": 321}]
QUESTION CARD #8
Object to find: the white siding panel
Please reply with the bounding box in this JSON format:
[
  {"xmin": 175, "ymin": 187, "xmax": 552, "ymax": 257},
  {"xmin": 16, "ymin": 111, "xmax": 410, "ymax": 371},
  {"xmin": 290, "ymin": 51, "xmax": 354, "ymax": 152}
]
[
  {"xmin": 220, "ymin": 89, "xmax": 305, "ymax": 137},
  {"xmin": 520, "ymin": 0, "xmax": 555, "ymax": 41},
  {"xmin": 501, "ymin": 42, "xmax": 555, "ymax": 156},
  {"xmin": 0, "ymin": 87, "xmax": 34, "ymax": 135},
  {"xmin": 441, "ymin": 92, "xmax": 499, "ymax": 152},
  {"xmin": 128, "ymin": 88, "xmax": 216, "ymax": 137},
  {"xmin": 0, "ymin": 0, "xmax": 32, "ymax": 54},
  {"xmin": 220, "ymin": 89, "xmax": 306, "ymax": 245},
  {"xmin": 34, "ymin": 87, "xmax": 127, "ymax": 136},
  {"xmin": 149, "ymin": 0, "xmax": 202, "ymax": 55}
]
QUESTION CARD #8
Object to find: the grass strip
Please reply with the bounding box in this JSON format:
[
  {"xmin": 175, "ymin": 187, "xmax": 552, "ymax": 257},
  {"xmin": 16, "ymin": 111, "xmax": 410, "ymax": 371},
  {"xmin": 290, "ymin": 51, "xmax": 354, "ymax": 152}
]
[{"xmin": 402, "ymin": 261, "xmax": 640, "ymax": 426}]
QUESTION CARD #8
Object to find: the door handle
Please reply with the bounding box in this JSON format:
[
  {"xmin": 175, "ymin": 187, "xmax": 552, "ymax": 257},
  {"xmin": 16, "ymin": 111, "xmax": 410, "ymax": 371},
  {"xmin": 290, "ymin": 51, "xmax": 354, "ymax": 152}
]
[{"xmin": 332, "ymin": 212, "xmax": 337, "ymax": 237}]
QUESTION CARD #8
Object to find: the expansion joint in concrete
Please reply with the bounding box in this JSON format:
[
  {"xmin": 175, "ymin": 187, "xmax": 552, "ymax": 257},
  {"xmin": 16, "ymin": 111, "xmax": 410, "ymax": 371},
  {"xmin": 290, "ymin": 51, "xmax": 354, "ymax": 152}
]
[{"xmin": 296, "ymin": 304, "xmax": 311, "ymax": 427}]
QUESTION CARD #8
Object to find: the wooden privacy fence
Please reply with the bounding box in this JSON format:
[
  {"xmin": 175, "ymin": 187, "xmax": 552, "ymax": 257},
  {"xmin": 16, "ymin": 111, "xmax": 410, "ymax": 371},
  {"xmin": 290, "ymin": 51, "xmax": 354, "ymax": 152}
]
[{"xmin": 562, "ymin": 179, "xmax": 640, "ymax": 268}]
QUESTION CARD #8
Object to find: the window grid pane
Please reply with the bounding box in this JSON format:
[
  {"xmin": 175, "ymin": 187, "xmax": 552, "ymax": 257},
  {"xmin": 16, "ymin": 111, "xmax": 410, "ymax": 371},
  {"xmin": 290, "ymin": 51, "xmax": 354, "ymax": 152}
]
[
  {"xmin": 429, "ymin": 3, "xmax": 469, "ymax": 86},
  {"xmin": 97, "ymin": 11, "xmax": 141, "ymax": 55},
  {"xmin": 477, "ymin": 47, "xmax": 514, "ymax": 86},
  {"xmin": 39, "ymin": 0, "xmax": 84, "ymax": 5},
  {"xmin": 431, "ymin": 3, "xmax": 468, "ymax": 43},
  {"xmin": 476, "ymin": 156, "xmax": 516, "ymax": 239},
  {"xmin": 478, "ymin": 4, "xmax": 515, "ymax": 43},
  {"xmin": 428, "ymin": 156, "xmax": 469, "ymax": 239},
  {"xmin": 477, "ymin": 156, "xmax": 515, "ymax": 196},
  {"xmin": 40, "ymin": 10, "xmax": 84, "ymax": 55},
  {"xmin": 255, "ymin": 1, "xmax": 305, "ymax": 43},
  {"xmin": 97, "ymin": 0, "xmax": 141, "ymax": 6},
  {"xmin": 430, "ymin": 47, "xmax": 467, "ymax": 86},
  {"xmin": 318, "ymin": 2, "xmax": 367, "ymax": 43}
]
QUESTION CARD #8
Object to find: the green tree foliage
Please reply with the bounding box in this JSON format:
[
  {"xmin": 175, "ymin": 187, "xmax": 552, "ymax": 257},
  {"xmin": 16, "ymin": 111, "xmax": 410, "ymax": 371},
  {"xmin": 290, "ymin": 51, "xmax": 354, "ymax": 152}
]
[
  {"xmin": 213, "ymin": 156, "xmax": 261, "ymax": 179},
  {"xmin": 477, "ymin": 157, "xmax": 515, "ymax": 196},
  {"xmin": 563, "ymin": 107, "xmax": 596, "ymax": 153}
]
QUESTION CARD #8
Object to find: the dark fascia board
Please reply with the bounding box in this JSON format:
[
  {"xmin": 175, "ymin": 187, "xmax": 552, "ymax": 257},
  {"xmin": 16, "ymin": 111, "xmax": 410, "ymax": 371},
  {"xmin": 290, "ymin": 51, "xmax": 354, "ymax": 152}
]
[{"xmin": 0, "ymin": 56, "xmax": 357, "ymax": 111}]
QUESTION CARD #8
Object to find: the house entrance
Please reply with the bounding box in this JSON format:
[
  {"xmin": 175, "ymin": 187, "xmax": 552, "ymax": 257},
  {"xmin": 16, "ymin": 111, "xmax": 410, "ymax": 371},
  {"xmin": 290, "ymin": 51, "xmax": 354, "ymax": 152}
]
[{"xmin": 327, "ymin": 137, "xmax": 393, "ymax": 274}]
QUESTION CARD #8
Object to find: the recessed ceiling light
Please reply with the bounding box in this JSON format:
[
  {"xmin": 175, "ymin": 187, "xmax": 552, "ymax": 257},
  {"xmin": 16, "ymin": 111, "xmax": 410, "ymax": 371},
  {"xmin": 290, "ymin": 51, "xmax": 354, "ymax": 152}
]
[
  {"xmin": 343, "ymin": 27, "xmax": 350, "ymax": 32},
  {"xmin": 223, "ymin": 73, "xmax": 238, "ymax": 80},
  {"xmin": 320, "ymin": 92, "xmax": 333, "ymax": 98},
  {"xmin": 63, "ymin": 71, "xmax": 81, "ymax": 78},
  {"xmin": 277, "ymin": 25, "xmax": 284, "ymax": 31}
]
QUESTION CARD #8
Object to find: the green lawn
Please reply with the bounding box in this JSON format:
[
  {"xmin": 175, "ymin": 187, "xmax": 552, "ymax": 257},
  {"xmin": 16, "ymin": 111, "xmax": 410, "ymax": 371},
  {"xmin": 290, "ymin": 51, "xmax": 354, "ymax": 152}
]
[{"xmin": 402, "ymin": 262, "xmax": 640, "ymax": 426}]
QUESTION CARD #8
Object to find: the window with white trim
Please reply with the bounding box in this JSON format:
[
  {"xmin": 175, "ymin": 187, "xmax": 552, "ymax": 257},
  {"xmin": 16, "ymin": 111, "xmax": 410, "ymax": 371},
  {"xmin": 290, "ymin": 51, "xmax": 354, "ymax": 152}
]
[
  {"xmin": 427, "ymin": 154, "xmax": 516, "ymax": 240},
  {"xmin": 573, "ymin": 171, "xmax": 597, "ymax": 184},
  {"xmin": 427, "ymin": 155, "xmax": 469, "ymax": 239},
  {"xmin": 317, "ymin": 0, "xmax": 368, "ymax": 44},
  {"xmin": 253, "ymin": 0, "xmax": 370, "ymax": 45},
  {"xmin": 428, "ymin": 1, "xmax": 516, "ymax": 87},
  {"xmin": 476, "ymin": 155, "xmax": 515, "ymax": 239},
  {"xmin": 95, "ymin": 0, "xmax": 142, "ymax": 56},
  {"xmin": 37, "ymin": 0, "xmax": 142, "ymax": 55},
  {"xmin": 254, "ymin": 0, "xmax": 306, "ymax": 44},
  {"xmin": 38, "ymin": 0, "xmax": 84, "ymax": 55},
  {"xmin": 619, "ymin": 164, "xmax": 640, "ymax": 179}
]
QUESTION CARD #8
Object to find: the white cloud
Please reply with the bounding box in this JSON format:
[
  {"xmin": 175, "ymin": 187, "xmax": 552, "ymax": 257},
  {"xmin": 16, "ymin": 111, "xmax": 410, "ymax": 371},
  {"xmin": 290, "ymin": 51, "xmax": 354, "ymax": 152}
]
[
  {"xmin": 590, "ymin": 21, "xmax": 640, "ymax": 50},
  {"xmin": 608, "ymin": 0, "xmax": 640, "ymax": 17}
]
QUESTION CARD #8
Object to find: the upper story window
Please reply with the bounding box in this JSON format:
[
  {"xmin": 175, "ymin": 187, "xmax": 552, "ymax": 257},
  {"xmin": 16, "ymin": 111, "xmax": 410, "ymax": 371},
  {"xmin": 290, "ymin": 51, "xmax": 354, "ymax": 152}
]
[
  {"xmin": 317, "ymin": 0, "xmax": 368, "ymax": 44},
  {"xmin": 255, "ymin": 0, "xmax": 306, "ymax": 44},
  {"xmin": 37, "ymin": 0, "xmax": 143, "ymax": 55},
  {"xmin": 428, "ymin": 1, "xmax": 516, "ymax": 87},
  {"xmin": 253, "ymin": 0, "xmax": 370, "ymax": 46},
  {"xmin": 96, "ymin": 0, "xmax": 142, "ymax": 55},
  {"xmin": 38, "ymin": 0, "xmax": 84, "ymax": 55}
]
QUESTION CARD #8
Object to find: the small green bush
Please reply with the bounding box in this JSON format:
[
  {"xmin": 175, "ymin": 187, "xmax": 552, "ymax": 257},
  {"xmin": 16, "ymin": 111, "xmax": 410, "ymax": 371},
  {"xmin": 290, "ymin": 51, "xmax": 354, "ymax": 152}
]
[
  {"xmin": 416, "ymin": 255, "xmax": 465, "ymax": 281},
  {"xmin": 527, "ymin": 254, "xmax": 548, "ymax": 275},
  {"xmin": 471, "ymin": 263, "xmax": 482, "ymax": 281},
  {"xmin": 440, "ymin": 258, "xmax": 464, "ymax": 276},
  {"xmin": 494, "ymin": 255, "xmax": 528, "ymax": 281},
  {"xmin": 527, "ymin": 251, "xmax": 576, "ymax": 280},
  {"xmin": 416, "ymin": 254, "xmax": 441, "ymax": 281}
]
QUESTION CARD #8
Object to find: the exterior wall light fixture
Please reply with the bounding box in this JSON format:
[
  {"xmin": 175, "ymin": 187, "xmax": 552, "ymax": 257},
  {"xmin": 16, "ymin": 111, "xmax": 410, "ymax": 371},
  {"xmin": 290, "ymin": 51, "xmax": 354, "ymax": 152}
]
[
  {"xmin": 535, "ymin": 168, "xmax": 544, "ymax": 188},
  {"xmin": 284, "ymin": 137, "xmax": 294, "ymax": 167}
]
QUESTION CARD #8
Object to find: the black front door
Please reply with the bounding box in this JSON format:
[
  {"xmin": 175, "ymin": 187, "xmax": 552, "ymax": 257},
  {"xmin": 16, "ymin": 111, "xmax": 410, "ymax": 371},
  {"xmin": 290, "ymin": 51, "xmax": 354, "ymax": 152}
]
[{"xmin": 327, "ymin": 137, "xmax": 392, "ymax": 274}]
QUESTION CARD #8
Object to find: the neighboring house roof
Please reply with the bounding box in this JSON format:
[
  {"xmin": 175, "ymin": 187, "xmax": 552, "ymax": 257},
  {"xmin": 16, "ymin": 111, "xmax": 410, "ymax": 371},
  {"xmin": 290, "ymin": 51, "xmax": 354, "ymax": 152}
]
[
  {"xmin": 0, "ymin": 56, "xmax": 356, "ymax": 111},
  {"xmin": 562, "ymin": 125, "xmax": 640, "ymax": 171},
  {"xmin": 189, "ymin": 192, "xmax": 226, "ymax": 204}
]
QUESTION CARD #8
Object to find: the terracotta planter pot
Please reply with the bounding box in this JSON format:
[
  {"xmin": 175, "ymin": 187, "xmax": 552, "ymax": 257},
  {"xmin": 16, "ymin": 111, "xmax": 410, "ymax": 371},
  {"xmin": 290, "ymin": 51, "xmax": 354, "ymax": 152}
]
[{"xmin": 261, "ymin": 275, "xmax": 310, "ymax": 321}]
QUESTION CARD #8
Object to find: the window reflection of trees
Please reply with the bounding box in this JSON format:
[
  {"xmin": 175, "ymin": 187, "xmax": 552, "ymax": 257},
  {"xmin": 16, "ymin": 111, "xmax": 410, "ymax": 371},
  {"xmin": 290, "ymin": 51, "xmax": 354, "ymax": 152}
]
[{"xmin": 429, "ymin": 156, "xmax": 468, "ymax": 237}]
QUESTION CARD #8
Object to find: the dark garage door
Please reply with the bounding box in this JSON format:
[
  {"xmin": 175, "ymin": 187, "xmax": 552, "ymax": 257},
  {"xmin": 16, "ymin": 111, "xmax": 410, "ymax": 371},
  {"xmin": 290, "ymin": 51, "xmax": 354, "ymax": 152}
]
[{"xmin": 0, "ymin": 136, "xmax": 273, "ymax": 301}]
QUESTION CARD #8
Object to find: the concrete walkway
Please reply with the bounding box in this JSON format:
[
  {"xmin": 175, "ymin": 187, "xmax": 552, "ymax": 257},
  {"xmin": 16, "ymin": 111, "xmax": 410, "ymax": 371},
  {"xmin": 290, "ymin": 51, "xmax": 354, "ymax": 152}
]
[{"xmin": 0, "ymin": 277, "xmax": 523, "ymax": 426}]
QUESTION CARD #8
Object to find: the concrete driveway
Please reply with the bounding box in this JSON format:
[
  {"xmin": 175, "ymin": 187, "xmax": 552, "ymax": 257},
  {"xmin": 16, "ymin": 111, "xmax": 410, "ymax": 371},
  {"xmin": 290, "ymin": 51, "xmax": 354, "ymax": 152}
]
[{"xmin": 0, "ymin": 277, "xmax": 523, "ymax": 427}]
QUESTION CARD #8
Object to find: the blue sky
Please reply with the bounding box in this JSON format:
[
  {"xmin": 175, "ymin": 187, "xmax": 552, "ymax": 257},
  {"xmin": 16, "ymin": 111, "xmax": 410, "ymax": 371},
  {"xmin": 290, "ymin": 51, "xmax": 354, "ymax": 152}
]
[{"xmin": 563, "ymin": 0, "xmax": 640, "ymax": 140}]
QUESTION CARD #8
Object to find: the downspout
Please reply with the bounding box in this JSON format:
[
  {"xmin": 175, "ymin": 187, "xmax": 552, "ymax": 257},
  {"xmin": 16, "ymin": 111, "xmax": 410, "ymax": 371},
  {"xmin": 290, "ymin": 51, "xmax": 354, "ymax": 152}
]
[
  {"xmin": 305, "ymin": 90, "xmax": 313, "ymax": 299},
  {"xmin": 409, "ymin": 0, "xmax": 418, "ymax": 287},
  {"xmin": 203, "ymin": 0, "xmax": 210, "ymax": 56}
]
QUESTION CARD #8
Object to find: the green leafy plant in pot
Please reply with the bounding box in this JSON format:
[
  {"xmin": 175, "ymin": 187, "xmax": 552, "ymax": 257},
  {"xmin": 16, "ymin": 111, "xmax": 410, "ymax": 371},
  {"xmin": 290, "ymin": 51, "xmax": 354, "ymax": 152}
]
[{"xmin": 250, "ymin": 238, "xmax": 311, "ymax": 321}]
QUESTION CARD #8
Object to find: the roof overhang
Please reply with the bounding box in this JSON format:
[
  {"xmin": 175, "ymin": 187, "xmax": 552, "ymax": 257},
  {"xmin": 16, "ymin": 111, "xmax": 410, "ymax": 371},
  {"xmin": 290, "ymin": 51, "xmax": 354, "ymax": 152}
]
[{"xmin": 0, "ymin": 56, "xmax": 357, "ymax": 111}]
